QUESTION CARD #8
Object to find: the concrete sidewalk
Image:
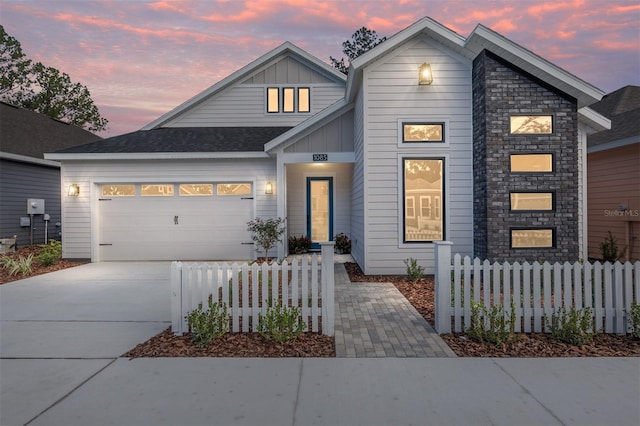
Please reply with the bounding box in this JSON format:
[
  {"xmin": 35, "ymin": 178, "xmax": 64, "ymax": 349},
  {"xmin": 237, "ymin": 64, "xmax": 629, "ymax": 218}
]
[
  {"xmin": 5, "ymin": 357, "xmax": 638, "ymax": 426},
  {"xmin": 1, "ymin": 262, "xmax": 639, "ymax": 426}
]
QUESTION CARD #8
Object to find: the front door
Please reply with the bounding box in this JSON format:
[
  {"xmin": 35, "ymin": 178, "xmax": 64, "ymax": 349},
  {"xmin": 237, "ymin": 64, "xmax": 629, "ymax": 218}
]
[{"xmin": 306, "ymin": 177, "xmax": 333, "ymax": 250}]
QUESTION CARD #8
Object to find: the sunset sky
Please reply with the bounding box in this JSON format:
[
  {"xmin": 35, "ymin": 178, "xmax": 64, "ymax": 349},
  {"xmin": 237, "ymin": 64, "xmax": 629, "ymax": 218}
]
[{"xmin": 1, "ymin": 0, "xmax": 639, "ymax": 137}]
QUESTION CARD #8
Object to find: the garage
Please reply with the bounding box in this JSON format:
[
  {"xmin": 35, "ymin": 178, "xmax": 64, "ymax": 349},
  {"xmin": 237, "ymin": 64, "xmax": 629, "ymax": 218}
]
[{"xmin": 97, "ymin": 182, "xmax": 254, "ymax": 261}]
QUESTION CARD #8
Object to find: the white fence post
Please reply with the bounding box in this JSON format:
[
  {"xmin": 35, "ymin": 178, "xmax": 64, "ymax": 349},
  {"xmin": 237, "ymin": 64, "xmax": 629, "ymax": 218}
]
[
  {"xmin": 434, "ymin": 241, "xmax": 453, "ymax": 334},
  {"xmin": 320, "ymin": 241, "xmax": 335, "ymax": 336}
]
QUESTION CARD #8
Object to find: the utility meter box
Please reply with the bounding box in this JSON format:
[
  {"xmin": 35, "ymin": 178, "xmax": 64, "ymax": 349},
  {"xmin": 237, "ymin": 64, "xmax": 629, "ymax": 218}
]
[{"xmin": 27, "ymin": 199, "xmax": 45, "ymax": 215}]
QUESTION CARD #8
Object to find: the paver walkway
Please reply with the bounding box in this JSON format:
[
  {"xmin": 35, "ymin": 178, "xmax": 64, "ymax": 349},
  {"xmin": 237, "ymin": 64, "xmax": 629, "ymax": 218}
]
[{"xmin": 333, "ymin": 263, "xmax": 456, "ymax": 358}]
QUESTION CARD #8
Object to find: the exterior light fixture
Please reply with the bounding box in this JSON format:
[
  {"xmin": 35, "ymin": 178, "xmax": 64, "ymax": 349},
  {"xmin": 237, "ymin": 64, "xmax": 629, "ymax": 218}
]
[
  {"xmin": 418, "ymin": 62, "xmax": 433, "ymax": 85},
  {"xmin": 68, "ymin": 184, "xmax": 80, "ymax": 197},
  {"xmin": 265, "ymin": 181, "xmax": 274, "ymax": 195}
]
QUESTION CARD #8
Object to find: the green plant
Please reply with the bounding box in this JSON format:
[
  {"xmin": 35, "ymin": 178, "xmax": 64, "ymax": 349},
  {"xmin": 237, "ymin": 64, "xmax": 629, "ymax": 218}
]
[
  {"xmin": 546, "ymin": 307, "xmax": 596, "ymax": 346},
  {"xmin": 1, "ymin": 254, "xmax": 34, "ymax": 276},
  {"xmin": 403, "ymin": 258, "xmax": 424, "ymax": 282},
  {"xmin": 185, "ymin": 298, "xmax": 229, "ymax": 347},
  {"xmin": 36, "ymin": 240, "xmax": 62, "ymax": 266},
  {"xmin": 466, "ymin": 301, "xmax": 516, "ymax": 345},
  {"xmin": 625, "ymin": 302, "xmax": 640, "ymax": 339},
  {"xmin": 247, "ymin": 217, "xmax": 286, "ymax": 261},
  {"xmin": 600, "ymin": 231, "xmax": 627, "ymax": 262},
  {"xmin": 334, "ymin": 233, "xmax": 351, "ymax": 254},
  {"xmin": 258, "ymin": 302, "xmax": 306, "ymax": 342}
]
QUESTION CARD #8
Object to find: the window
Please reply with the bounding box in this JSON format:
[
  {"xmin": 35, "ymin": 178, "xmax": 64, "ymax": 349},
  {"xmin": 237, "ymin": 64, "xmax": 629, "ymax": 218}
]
[
  {"xmin": 102, "ymin": 185, "xmax": 135, "ymax": 196},
  {"xmin": 266, "ymin": 87, "xmax": 310, "ymax": 113},
  {"xmin": 403, "ymin": 158, "xmax": 444, "ymax": 242},
  {"xmin": 179, "ymin": 184, "xmax": 213, "ymax": 196},
  {"xmin": 216, "ymin": 183, "xmax": 252, "ymax": 196},
  {"xmin": 511, "ymin": 229, "xmax": 554, "ymax": 248},
  {"xmin": 510, "ymin": 154, "xmax": 553, "ymax": 172},
  {"xmin": 403, "ymin": 123, "xmax": 444, "ymax": 142},
  {"xmin": 141, "ymin": 184, "xmax": 174, "ymax": 196},
  {"xmin": 267, "ymin": 88, "xmax": 279, "ymax": 113},
  {"xmin": 510, "ymin": 192, "xmax": 554, "ymax": 211},
  {"xmin": 510, "ymin": 115, "xmax": 553, "ymax": 134}
]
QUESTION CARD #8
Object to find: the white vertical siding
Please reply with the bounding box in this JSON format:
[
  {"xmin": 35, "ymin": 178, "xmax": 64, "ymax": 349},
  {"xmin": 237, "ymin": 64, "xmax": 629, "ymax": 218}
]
[
  {"xmin": 59, "ymin": 158, "xmax": 277, "ymax": 260},
  {"xmin": 285, "ymin": 163, "xmax": 352, "ymax": 242},
  {"xmin": 164, "ymin": 85, "xmax": 345, "ymax": 128},
  {"xmin": 363, "ymin": 36, "xmax": 474, "ymax": 274}
]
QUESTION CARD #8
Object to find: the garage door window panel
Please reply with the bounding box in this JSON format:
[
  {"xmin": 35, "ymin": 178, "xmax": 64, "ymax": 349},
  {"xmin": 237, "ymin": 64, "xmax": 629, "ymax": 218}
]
[
  {"xmin": 102, "ymin": 185, "xmax": 135, "ymax": 196},
  {"xmin": 217, "ymin": 183, "xmax": 252, "ymax": 196},
  {"xmin": 179, "ymin": 184, "xmax": 213, "ymax": 196},
  {"xmin": 141, "ymin": 184, "xmax": 175, "ymax": 196}
]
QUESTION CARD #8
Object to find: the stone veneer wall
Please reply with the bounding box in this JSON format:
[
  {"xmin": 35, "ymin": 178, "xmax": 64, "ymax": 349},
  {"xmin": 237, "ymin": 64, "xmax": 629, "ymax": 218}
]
[{"xmin": 472, "ymin": 51, "xmax": 579, "ymax": 262}]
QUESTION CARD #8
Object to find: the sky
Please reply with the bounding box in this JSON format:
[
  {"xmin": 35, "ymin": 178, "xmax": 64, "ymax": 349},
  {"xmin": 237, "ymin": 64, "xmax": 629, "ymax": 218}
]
[{"xmin": 1, "ymin": 0, "xmax": 639, "ymax": 137}]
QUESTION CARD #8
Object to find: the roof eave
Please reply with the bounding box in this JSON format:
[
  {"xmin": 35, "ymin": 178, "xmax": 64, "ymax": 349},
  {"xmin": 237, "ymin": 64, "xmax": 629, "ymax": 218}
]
[
  {"xmin": 578, "ymin": 107, "xmax": 611, "ymax": 133},
  {"xmin": 44, "ymin": 152, "xmax": 271, "ymax": 161}
]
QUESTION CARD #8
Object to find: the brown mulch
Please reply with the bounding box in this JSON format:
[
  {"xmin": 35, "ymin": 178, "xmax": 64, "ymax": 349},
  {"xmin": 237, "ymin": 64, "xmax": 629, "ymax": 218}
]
[
  {"xmin": 0, "ymin": 245, "xmax": 86, "ymax": 285},
  {"xmin": 344, "ymin": 262, "xmax": 640, "ymax": 357},
  {"xmin": 124, "ymin": 328, "xmax": 335, "ymax": 358}
]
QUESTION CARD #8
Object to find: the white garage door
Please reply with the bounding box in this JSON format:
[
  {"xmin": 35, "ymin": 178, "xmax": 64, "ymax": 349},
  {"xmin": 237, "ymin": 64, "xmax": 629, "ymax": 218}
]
[{"xmin": 98, "ymin": 183, "xmax": 254, "ymax": 261}]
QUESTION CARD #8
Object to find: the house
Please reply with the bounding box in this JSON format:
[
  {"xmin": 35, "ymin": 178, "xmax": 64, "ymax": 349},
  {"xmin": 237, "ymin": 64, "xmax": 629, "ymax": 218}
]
[
  {"xmin": 586, "ymin": 85, "xmax": 640, "ymax": 261},
  {"xmin": 45, "ymin": 17, "xmax": 610, "ymax": 274},
  {"xmin": 0, "ymin": 102, "xmax": 100, "ymax": 247}
]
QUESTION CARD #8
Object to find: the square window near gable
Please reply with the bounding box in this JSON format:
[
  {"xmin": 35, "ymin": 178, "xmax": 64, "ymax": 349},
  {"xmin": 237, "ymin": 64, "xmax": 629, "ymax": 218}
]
[
  {"xmin": 510, "ymin": 115, "xmax": 553, "ymax": 134},
  {"xmin": 403, "ymin": 123, "xmax": 444, "ymax": 142},
  {"xmin": 510, "ymin": 154, "xmax": 553, "ymax": 172}
]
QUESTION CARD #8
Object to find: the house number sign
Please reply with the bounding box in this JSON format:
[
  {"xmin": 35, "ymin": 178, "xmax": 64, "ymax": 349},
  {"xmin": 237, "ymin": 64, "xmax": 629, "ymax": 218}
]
[{"xmin": 313, "ymin": 153, "xmax": 328, "ymax": 162}]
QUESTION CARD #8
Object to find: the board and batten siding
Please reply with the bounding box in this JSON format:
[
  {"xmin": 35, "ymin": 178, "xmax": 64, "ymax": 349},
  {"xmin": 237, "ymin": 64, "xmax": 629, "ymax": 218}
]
[
  {"xmin": 362, "ymin": 36, "xmax": 474, "ymax": 275},
  {"xmin": 587, "ymin": 143, "xmax": 640, "ymax": 261},
  {"xmin": 285, "ymin": 163, "xmax": 353, "ymax": 241},
  {"xmin": 0, "ymin": 159, "xmax": 61, "ymax": 245},
  {"xmin": 59, "ymin": 158, "xmax": 277, "ymax": 260}
]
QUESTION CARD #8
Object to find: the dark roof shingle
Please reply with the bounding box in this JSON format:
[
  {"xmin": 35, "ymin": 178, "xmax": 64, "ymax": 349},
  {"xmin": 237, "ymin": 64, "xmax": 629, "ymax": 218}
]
[
  {"xmin": 54, "ymin": 127, "xmax": 293, "ymax": 154},
  {"xmin": 588, "ymin": 85, "xmax": 640, "ymax": 148}
]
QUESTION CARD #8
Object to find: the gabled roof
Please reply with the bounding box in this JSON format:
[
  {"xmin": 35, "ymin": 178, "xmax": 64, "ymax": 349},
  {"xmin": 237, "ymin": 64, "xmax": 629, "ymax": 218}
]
[
  {"xmin": 48, "ymin": 127, "xmax": 292, "ymax": 159},
  {"xmin": 143, "ymin": 42, "xmax": 347, "ymax": 130},
  {"xmin": 0, "ymin": 101, "xmax": 100, "ymax": 159},
  {"xmin": 588, "ymin": 86, "xmax": 640, "ymax": 151},
  {"xmin": 347, "ymin": 17, "xmax": 605, "ymax": 109}
]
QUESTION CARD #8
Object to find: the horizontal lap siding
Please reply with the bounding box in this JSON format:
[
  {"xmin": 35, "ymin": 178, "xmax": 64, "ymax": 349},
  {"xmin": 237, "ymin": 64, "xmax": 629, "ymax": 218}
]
[
  {"xmin": 60, "ymin": 159, "xmax": 277, "ymax": 260},
  {"xmin": 351, "ymin": 91, "xmax": 365, "ymax": 266},
  {"xmin": 587, "ymin": 144, "xmax": 640, "ymax": 261},
  {"xmin": 363, "ymin": 37, "xmax": 473, "ymax": 275},
  {"xmin": 164, "ymin": 85, "xmax": 345, "ymax": 127}
]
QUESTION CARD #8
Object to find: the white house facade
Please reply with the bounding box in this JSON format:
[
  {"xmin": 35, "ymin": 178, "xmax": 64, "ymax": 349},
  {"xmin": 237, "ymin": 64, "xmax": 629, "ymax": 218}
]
[{"xmin": 46, "ymin": 17, "xmax": 609, "ymax": 274}]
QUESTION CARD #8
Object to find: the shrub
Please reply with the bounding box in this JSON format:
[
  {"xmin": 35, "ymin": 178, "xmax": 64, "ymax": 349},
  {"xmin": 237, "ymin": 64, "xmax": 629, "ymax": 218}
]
[
  {"xmin": 466, "ymin": 301, "xmax": 516, "ymax": 345},
  {"xmin": 36, "ymin": 240, "xmax": 62, "ymax": 266},
  {"xmin": 247, "ymin": 217, "xmax": 286, "ymax": 261},
  {"xmin": 546, "ymin": 307, "xmax": 596, "ymax": 346},
  {"xmin": 334, "ymin": 233, "xmax": 351, "ymax": 254},
  {"xmin": 185, "ymin": 298, "xmax": 229, "ymax": 347},
  {"xmin": 600, "ymin": 231, "xmax": 626, "ymax": 262},
  {"xmin": 625, "ymin": 302, "xmax": 640, "ymax": 339},
  {"xmin": 1, "ymin": 254, "xmax": 34, "ymax": 277},
  {"xmin": 403, "ymin": 258, "xmax": 424, "ymax": 282},
  {"xmin": 258, "ymin": 302, "xmax": 306, "ymax": 343}
]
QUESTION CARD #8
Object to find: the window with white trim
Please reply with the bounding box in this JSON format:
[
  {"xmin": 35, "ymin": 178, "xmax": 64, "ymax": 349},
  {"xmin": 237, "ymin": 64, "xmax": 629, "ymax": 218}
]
[
  {"xmin": 266, "ymin": 87, "xmax": 311, "ymax": 113},
  {"xmin": 403, "ymin": 158, "xmax": 444, "ymax": 242}
]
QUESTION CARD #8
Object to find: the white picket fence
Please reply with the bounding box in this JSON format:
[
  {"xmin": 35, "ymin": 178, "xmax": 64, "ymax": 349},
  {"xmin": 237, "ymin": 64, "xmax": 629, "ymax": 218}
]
[
  {"xmin": 171, "ymin": 242, "xmax": 335, "ymax": 336},
  {"xmin": 434, "ymin": 241, "xmax": 640, "ymax": 335}
]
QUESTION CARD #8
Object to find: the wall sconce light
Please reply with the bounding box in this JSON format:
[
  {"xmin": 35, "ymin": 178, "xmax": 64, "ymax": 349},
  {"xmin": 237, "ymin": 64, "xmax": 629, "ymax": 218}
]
[
  {"xmin": 68, "ymin": 184, "xmax": 80, "ymax": 197},
  {"xmin": 265, "ymin": 181, "xmax": 274, "ymax": 195},
  {"xmin": 418, "ymin": 62, "xmax": 433, "ymax": 85}
]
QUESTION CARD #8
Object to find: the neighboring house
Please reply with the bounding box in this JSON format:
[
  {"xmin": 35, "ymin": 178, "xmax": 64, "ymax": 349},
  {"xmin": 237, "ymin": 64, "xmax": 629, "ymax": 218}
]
[
  {"xmin": 587, "ymin": 85, "xmax": 640, "ymax": 262},
  {"xmin": 0, "ymin": 102, "xmax": 100, "ymax": 247},
  {"xmin": 46, "ymin": 17, "xmax": 610, "ymax": 274}
]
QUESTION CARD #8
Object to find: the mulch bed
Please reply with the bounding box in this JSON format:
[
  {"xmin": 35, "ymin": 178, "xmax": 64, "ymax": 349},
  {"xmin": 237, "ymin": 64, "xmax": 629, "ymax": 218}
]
[
  {"xmin": 0, "ymin": 245, "xmax": 86, "ymax": 285},
  {"xmin": 124, "ymin": 328, "xmax": 335, "ymax": 358}
]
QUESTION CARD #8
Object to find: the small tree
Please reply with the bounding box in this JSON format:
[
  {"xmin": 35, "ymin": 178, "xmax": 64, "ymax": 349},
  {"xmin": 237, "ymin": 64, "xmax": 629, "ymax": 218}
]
[
  {"xmin": 330, "ymin": 27, "xmax": 387, "ymax": 75},
  {"xmin": 247, "ymin": 217, "xmax": 286, "ymax": 262},
  {"xmin": 600, "ymin": 231, "xmax": 626, "ymax": 262}
]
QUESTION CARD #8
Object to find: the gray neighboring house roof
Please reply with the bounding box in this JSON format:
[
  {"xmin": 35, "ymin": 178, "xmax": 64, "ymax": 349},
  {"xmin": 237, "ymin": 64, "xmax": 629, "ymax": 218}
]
[
  {"xmin": 53, "ymin": 127, "xmax": 293, "ymax": 154},
  {"xmin": 588, "ymin": 85, "xmax": 640, "ymax": 151},
  {"xmin": 0, "ymin": 101, "xmax": 100, "ymax": 161}
]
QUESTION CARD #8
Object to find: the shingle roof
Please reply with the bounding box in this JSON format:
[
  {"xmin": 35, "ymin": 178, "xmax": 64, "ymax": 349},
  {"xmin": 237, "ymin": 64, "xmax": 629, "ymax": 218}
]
[
  {"xmin": 54, "ymin": 127, "xmax": 294, "ymax": 154},
  {"xmin": 0, "ymin": 102, "xmax": 100, "ymax": 159},
  {"xmin": 588, "ymin": 86, "xmax": 640, "ymax": 148}
]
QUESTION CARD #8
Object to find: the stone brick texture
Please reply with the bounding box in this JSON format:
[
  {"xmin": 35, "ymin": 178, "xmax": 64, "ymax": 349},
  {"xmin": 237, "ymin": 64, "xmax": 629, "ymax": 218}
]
[{"xmin": 472, "ymin": 51, "xmax": 579, "ymax": 262}]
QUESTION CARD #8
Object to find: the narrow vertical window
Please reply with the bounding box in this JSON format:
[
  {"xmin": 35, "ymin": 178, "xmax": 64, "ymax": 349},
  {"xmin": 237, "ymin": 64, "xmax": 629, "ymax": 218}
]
[
  {"xmin": 283, "ymin": 87, "xmax": 295, "ymax": 113},
  {"xmin": 298, "ymin": 87, "xmax": 310, "ymax": 112},
  {"xmin": 404, "ymin": 158, "xmax": 444, "ymax": 242},
  {"xmin": 267, "ymin": 87, "xmax": 279, "ymax": 113}
]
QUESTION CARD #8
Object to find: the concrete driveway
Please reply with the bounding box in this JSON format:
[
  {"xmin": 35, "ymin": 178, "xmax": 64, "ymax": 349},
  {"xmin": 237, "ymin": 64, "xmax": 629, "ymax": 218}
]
[{"xmin": 0, "ymin": 262, "xmax": 171, "ymax": 425}]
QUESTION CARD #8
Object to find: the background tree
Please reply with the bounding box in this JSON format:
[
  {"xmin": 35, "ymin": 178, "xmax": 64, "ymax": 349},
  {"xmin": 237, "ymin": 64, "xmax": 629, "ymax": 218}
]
[
  {"xmin": 0, "ymin": 25, "xmax": 108, "ymax": 132},
  {"xmin": 330, "ymin": 27, "xmax": 387, "ymax": 74}
]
